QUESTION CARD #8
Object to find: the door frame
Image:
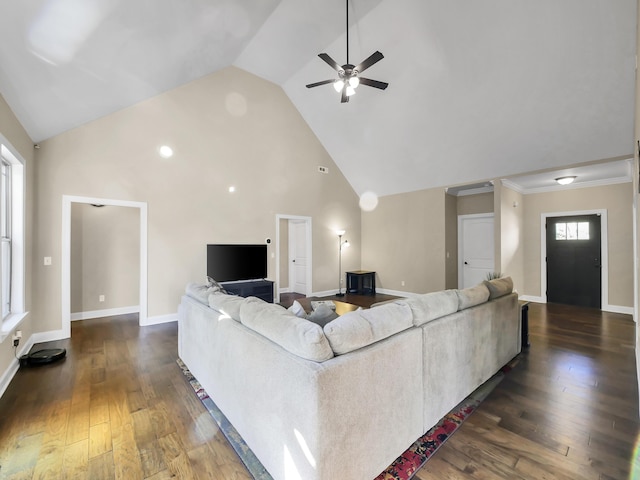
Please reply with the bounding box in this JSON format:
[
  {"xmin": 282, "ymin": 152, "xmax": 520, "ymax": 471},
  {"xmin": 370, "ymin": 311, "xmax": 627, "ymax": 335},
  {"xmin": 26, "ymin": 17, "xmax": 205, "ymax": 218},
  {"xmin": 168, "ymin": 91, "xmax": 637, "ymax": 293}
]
[
  {"xmin": 275, "ymin": 214, "xmax": 312, "ymax": 299},
  {"xmin": 458, "ymin": 213, "xmax": 495, "ymax": 289},
  {"xmin": 540, "ymin": 209, "xmax": 608, "ymax": 310},
  {"xmin": 62, "ymin": 195, "xmax": 148, "ymax": 338}
]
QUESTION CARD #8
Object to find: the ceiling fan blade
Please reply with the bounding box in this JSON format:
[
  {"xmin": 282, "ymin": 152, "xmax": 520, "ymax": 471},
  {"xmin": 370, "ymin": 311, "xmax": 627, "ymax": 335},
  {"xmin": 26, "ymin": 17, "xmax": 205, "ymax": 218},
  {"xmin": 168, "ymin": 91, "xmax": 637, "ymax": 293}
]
[
  {"xmin": 318, "ymin": 53, "xmax": 342, "ymax": 72},
  {"xmin": 306, "ymin": 79, "xmax": 335, "ymax": 89},
  {"xmin": 358, "ymin": 77, "xmax": 389, "ymax": 90},
  {"xmin": 354, "ymin": 51, "xmax": 384, "ymax": 73},
  {"xmin": 341, "ymin": 87, "xmax": 348, "ymax": 103}
]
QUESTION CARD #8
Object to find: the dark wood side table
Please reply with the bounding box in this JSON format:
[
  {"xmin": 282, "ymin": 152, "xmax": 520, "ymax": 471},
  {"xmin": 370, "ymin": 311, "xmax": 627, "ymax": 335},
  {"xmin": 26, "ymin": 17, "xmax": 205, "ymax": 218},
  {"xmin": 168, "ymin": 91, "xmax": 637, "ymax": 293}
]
[
  {"xmin": 519, "ymin": 300, "xmax": 530, "ymax": 348},
  {"xmin": 346, "ymin": 270, "xmax": 376, "ymax": 295}
]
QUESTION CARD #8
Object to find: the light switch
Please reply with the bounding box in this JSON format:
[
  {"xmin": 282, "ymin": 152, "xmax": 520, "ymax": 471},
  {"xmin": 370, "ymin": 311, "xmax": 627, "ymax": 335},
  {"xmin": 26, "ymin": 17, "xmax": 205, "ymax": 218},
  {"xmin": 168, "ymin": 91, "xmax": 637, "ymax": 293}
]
[{"xmin": 44, "ymin": 257, "xmax": 52, "ymax": 266}]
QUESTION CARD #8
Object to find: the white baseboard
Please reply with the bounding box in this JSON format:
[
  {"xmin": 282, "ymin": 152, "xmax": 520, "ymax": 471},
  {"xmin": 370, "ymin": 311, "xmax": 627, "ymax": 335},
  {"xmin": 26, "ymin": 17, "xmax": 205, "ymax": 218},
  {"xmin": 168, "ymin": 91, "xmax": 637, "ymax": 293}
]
[
  {"xmin": 311, "ymin": 289, "xmax": 339, "ymax": 298},
  {"xmin": 71, "ymin": 305, "xmax": 140, "ymax": 321},
  {"xmin": 375, "ymin": 288, "xmax": 418, "ymax": 298},
  {"xmin": 0, "ymin": 334, "xmax": 35, "ymax": 398},
  {"xmin": 517, "ymin": 295, "xmax": 632, "ymax": 315},
  {"xmin": 603, "ymin": 304, "xmax": 634, "ymax": 315},
  {"xmin": 518, "ymin": 295, "xmax": 545, "ymax": 303},
  {"xmin": 141, "ymin": 313, "xmax": 177, "ymax": 326}
]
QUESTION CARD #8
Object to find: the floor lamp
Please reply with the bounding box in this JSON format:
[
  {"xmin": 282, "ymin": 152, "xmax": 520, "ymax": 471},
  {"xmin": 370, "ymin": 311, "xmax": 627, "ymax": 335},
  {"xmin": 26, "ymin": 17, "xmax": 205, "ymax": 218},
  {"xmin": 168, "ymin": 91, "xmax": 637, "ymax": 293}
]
[{"xmin": 336, "ymin": 230, "xmax": 349, "ymax": 296}]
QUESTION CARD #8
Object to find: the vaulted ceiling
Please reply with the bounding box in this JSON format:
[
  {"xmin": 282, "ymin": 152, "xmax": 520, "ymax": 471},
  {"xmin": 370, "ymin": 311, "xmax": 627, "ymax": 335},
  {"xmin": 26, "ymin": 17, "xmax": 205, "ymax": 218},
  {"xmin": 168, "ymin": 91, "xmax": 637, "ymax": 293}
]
[{"xmin": 0, "ymin": 0, "xmax": 636, "ymax": 197}]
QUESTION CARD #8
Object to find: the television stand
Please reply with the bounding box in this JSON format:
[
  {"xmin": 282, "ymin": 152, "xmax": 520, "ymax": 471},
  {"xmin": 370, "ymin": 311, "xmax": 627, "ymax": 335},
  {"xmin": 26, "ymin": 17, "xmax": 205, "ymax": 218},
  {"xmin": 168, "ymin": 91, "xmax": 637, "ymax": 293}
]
[{"xmin": 221, "ymin": 280, "xmax": 274, "ymax": 303}]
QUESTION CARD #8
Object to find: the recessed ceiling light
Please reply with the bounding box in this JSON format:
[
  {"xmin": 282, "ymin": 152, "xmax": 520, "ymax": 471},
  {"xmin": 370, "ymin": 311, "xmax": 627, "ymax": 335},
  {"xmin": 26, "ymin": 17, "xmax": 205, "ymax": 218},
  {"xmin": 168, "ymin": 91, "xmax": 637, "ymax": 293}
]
[
  {"xmin": 158, "ymin": 145, "xmax": 173, "ymax": 158},
  {"xmin": 555, "ymin": 176, "xmax": 576, "ymax": 185},
  {"xmin": 228, "ymin": 186, "xmax": 236, "ymax": 193}
]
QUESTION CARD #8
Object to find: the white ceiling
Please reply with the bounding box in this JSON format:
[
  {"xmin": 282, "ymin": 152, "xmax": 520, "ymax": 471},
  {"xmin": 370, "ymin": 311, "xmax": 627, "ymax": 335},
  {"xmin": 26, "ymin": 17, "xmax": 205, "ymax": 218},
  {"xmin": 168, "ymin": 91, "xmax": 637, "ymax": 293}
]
[{"xmin": 0, "ymin": 0, "xmax": 636, "ymax": 197}]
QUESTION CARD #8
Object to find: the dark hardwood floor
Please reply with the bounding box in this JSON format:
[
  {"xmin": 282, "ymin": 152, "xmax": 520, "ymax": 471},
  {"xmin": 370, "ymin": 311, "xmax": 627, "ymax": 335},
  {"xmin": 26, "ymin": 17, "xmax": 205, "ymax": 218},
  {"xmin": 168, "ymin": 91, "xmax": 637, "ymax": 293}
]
[{"xmin": 0, "ymin": 302, "xmax": 637, "ymax": 479}]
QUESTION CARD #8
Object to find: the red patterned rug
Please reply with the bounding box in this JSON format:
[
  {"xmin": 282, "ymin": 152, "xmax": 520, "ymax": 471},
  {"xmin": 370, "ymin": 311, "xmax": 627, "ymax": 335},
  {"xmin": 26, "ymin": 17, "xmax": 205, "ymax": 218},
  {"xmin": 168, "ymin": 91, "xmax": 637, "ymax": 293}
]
[{"xmin": 375, "ymin": 361, "xmax": 516, "ymax": 480}]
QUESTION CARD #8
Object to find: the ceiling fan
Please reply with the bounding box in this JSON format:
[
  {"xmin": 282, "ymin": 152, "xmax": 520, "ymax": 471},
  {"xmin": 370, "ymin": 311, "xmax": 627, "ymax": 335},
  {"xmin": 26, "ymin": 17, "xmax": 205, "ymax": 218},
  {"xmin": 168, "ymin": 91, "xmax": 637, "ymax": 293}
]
[{"xmin": 306, "ymin": 0, "xmax": 388, "ymax": 103}]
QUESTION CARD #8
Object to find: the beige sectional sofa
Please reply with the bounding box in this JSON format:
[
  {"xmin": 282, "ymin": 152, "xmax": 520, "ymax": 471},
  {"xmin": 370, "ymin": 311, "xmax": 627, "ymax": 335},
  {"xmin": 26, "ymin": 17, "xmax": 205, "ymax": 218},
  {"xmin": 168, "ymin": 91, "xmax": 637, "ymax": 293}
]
[{"xmin": 178, "ymin": 277, "xmax": 520, "ymax": 480}]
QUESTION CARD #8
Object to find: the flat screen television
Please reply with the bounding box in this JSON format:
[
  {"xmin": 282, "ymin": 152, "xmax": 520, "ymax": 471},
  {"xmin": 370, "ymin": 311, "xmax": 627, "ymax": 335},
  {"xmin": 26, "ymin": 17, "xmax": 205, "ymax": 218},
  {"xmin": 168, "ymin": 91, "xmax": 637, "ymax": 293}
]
[{"xmin": 207, "ymin": 244, "xmax": 268, "ymax": 283}]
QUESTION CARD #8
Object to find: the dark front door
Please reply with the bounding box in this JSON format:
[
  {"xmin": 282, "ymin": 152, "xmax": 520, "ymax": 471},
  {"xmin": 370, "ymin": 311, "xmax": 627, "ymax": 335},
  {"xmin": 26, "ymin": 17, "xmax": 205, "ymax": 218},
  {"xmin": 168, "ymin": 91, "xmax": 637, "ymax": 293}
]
[{"xmin": 546, "ymin": 214, "xmax": 601, "ymax": 308}]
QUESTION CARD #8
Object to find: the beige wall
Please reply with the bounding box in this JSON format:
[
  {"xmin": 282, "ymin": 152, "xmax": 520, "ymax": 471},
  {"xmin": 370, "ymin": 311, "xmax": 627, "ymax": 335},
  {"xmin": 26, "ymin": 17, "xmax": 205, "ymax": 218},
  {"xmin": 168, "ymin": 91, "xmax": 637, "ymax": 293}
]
[
  {"xmin": 32, "ymin": 66, "xmax": 361, "ymax": 332},
  {"xmin": 521, "ymin": 183, "xmax": 633, "ymax": 308},
  {"xmin": 279, "ymin": 218, "xmax": 289, "ymax": 289},
  {"xmin": 457, "ymin": 192, "xmax": 494, "ymax": 216},
  {"xmin": 444, "ymin": 193, "xmax": 458, "ymax": 289},
  {"xmin": 498, "ymin": 184, "xmax": 524, "ymax": 293},
  {"xmin": 71, "ymin": 204, "xmax": 140, "ymax": 314},
  {"xmin": 0, "ymin": 93, "xmax": 34, "ymax": 382},
  {"xmin": 362, "ymin": 187, "xmax": 446, "ymax": 294}
]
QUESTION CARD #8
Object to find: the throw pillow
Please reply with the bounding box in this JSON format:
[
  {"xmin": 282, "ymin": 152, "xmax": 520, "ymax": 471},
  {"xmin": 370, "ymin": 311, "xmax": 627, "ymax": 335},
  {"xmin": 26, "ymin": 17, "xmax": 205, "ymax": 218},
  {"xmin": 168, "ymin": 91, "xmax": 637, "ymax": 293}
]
[
  {"xmin": 306, "ymin": 303, "xmax": 338, "ymax": 327},
  {"xmin": 483, "ymin": 276, "xmax": 513, "ymax": 300},
  {"xmin": 207, "ymin": 276, "xmax": 228, "ymax": 294},
  {"xmin": 287, "ymin": 300, "xmax": 307, "ymax": 318},
  {"xmin": 185, "ymin": 282, "xmax": 217, "ymax": 305}
]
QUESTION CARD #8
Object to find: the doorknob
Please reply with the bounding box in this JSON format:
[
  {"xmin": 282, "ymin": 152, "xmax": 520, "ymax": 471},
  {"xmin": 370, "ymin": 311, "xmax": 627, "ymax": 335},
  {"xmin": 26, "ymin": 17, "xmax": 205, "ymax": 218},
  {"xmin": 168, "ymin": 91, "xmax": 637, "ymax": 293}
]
[
  {"xmin": 464, "ymin": 261, "xmax": 468, "ymax": 265},
  {"xmin": 292, "ymin": 259, "xmax": 295, "ymax": 263}
]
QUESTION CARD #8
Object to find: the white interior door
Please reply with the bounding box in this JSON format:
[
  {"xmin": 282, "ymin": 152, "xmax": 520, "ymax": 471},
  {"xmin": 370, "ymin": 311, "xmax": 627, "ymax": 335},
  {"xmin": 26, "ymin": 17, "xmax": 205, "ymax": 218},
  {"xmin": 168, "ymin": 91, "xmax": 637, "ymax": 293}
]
[
  {"xmin": 458, "ymin": 214, "xmax": 494, "ymax": 289},
  {"xmin": 289, "ymin": 220, "xmax": 308, "ymax": 295}
]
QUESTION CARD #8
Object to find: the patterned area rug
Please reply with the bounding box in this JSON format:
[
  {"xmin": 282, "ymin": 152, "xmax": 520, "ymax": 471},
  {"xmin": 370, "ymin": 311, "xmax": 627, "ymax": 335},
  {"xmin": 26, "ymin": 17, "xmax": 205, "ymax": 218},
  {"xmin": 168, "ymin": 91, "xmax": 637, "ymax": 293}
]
[{"xmin": 178, "ymin": 358, "xmax": 516, "ymax": 480}]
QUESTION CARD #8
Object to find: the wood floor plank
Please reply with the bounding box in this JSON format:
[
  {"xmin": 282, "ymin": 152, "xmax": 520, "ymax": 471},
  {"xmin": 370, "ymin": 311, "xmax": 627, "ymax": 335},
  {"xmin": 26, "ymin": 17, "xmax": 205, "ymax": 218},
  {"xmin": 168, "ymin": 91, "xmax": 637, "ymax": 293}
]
[
  {"xmin": 88, "ymin": 422, "xmax": 112, "ymax": 459},
  {"xmin": 87, "ymin": 451, "xmax": 115, "ymax": 479},
  {"xmin": 61, "ymin": 439, "xmax": 88, "ymax": 479}
]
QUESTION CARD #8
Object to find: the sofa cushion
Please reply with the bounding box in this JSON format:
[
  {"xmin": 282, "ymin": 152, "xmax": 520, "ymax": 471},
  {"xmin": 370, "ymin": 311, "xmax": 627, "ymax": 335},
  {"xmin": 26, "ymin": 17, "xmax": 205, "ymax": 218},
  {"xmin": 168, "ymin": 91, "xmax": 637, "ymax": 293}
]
[
  {"xmin": 208, "ymin": 292, "xmax": 254, "ymax": 321},
  {"xmin": 456, "ymin": 284, "xmax": 490, "ymax": 310},
  {"xmin": 404, "ymin": 290, "xmax": 459, "ymax": 326},
  {"xmin": 323, "ymin": 302, "xmax": 413, "ymax": 355},
  {"xmin": 483, "ymin": 276, "xmax": 513, "ymax": 300},
  {"xmin": 239, "ymin": 300, "xmax": 334, "ymax": 362}
]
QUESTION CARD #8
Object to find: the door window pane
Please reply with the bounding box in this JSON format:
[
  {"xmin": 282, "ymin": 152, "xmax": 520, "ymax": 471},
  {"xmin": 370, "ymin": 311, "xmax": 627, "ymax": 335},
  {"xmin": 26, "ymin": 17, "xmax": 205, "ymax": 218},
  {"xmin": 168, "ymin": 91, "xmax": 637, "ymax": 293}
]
[
  {"xmin": 555, "ymin": 221, "xmax": 591, "ymax": 241},
  {"xmin": 577, "ymin": 222, "xmax": 589, "ymax": 240}
]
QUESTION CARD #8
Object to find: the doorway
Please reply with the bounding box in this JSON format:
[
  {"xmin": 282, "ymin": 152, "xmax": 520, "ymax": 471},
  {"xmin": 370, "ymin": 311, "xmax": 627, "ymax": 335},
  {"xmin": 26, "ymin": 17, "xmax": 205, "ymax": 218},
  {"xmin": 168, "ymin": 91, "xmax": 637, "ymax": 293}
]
[
  {"xmin": 540, "ymin": 209, "xmax": 611, "ymax": 311},
  {"xmin": 546, "ymin": 214, "xmax": 602, "ymax": 308},
  {"xmin": 275, "ymin": 215, "xmax": 312, "ymax": 301},
  {"xmin": 62, "ymin": 195, "xmax": 148, "ymax": 338},
  {"xmin": 458, "ymin": 213, "xmax": 495, "ymax": 289},
  {"xmin": 70, "ymin": 203, "xmax": 141, "ymax": 320}
]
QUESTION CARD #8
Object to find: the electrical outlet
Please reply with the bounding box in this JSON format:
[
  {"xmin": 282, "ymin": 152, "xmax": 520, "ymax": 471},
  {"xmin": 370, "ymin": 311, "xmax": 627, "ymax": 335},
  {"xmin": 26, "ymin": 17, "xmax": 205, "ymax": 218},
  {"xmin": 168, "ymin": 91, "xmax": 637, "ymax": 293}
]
[
  {"xmin": 12, "ymin": 335, "xmax": 19, "ymax": 347},
  {"xmin": 15, "ymin": 330, "xmax": 22, "ymax": 339},
  {"xmin": 99, "ymin": 295, "xmax": 105, "ymax": 302},
  {"xmin": 317, "ymin": 166, "xmax": 329, "ymax": 174},
  {"xmin": 44, "ymin": 257, "xmax": 52, "ymax": 266}
]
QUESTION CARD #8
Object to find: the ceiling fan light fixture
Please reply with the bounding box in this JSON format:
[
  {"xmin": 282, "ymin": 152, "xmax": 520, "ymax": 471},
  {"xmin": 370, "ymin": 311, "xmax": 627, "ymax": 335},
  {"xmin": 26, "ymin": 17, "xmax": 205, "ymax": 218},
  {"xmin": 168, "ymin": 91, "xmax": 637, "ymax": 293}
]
[
  {"xmin": 555, "ymin": 176, "xmax": 576, "ymax": 185},
  {"xmin": 305, "ymin": 0, "xmax": 387, "ymax": 103}
]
